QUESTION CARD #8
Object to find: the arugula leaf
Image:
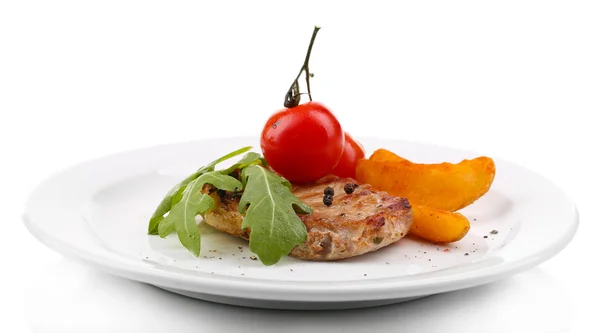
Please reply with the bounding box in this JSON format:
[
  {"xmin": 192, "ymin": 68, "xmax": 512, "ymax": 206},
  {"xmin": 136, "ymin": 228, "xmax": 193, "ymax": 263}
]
[
  {"xmin": 160, "ymin": 171, "xmax": 242, "ymax": 256},
  {"xmin": 147, "ymin": 146, "xmax": 252, "ymax": 235},
  {"xmin": 220, "ymin": 152, "xmax": 265, "ymax": 175},
  {"xmin": 158, "ymin": 185, "xmax": 210, "ymax": 238},
  {"xmin": 148, "ymin": 147, "xmax": 313, "ymax": 265},
  {"xmin": 202, "ymin": 146, "xmax": 253, "ymax": 173},
  {"xmin": 156, "ymin": 151, "xmax": 265, "ymax": 238},
  {"xmin": 147, "ymin": 172, "xmax": 200, "ymax": 234},
  {"xmin": 238, "ymin": 165, "xmax": 312, "ymax": 266}
]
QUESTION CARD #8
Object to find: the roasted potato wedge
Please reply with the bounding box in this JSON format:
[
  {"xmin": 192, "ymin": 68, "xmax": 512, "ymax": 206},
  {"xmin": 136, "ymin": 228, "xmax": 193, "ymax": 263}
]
[
  {"xmin": 411, "ymin": 205, "xmax": 470, "ymax": 243},
  {"xmin": 369, "ymin": 148, "xmax": 409, "ymax": 163},
  {"xmin": 355, "ymin": 154, "xmax": 495, "ymax": 211}
]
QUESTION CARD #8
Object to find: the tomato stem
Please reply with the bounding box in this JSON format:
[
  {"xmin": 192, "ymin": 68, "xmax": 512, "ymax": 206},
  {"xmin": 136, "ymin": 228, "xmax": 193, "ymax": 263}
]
[{"xmin": 283, "ymin": 26, "xmax": 321, "ymax": 108}]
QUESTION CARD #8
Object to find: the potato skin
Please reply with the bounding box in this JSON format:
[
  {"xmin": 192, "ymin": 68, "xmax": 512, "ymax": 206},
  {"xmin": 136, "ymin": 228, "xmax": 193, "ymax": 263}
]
[
  {"xmin": 369, "ymin": 148, "xmax": 409, "ymax": 163},
  {"xmin": 356, "ymin": 151, "xmax": 495, "ymax": 211},
  {"xmin": 410, "ymin": 205, "xmax": 470, "ymax": 243}
]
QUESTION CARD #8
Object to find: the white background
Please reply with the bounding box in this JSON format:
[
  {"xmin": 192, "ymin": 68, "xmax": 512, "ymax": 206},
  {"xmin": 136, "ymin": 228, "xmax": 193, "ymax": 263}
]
[{"xmin": 1, "ymin": 1, "xmax": 599, "ymax": 332}]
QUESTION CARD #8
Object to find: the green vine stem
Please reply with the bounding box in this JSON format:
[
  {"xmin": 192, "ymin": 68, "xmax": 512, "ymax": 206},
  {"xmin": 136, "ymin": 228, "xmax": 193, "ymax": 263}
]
[{"xmin": 283, "ymin": 26, "xmax": 321, "ymax": 108}]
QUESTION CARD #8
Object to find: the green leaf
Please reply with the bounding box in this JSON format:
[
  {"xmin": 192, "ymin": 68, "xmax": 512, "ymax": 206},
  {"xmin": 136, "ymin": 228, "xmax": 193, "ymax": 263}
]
[
  {"xmin": 147, "ymin": 171, "xmax": 199, "ymax": 234},
  {"xmin": 157, "ymin": 211, "xmax": 176, "ymax": 238},
  {"xmin": 163, "ymin": 171, "xmax": 243, "ymax": 256},
  {"xmin": 220, "ymin": 152, "xmax": 265, "ymax": 175},
  {"xmin": 146, "ymin": 146, "xmax": 252, "ymax": 235},
  {"xmin": 196, "ymin": 171, "xmax": 244, "ymax": 193},
  {"xmin": 238, "ymin": 165, "xmax": 312, "ymax": 266},
  {"xmin": 202, "ymin": 146, "xmax": 253, "ymax": 173},
  {"xmin": 159, "ymin": 192, "xmax": 212, "ymax": 239}
]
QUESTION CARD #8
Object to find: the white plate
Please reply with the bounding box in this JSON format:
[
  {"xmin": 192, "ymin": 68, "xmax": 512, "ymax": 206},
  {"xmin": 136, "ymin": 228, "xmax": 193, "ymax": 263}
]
[{"xmin": 23, "ymin": 137, "xmax": 578, "ymax": 310}]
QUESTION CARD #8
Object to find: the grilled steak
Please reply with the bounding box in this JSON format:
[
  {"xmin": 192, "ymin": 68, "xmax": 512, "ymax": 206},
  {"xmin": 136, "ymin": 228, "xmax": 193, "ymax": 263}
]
[{"xmin": 202, "ymin": 175, "xmax": 413, "ymax": 261}]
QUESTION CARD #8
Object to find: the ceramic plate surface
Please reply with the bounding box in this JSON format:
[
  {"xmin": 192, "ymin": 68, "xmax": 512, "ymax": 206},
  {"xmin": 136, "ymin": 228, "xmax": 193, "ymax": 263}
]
[{"xmin": 23, "ymin": 137, "xmax": 578, "ymax": 310}]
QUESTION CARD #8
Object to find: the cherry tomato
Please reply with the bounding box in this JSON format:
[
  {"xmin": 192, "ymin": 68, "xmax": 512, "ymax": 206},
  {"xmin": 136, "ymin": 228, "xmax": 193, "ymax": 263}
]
[
  {"xmin": 331, "ymin": 132, "xmax": 365, "ymax": 179},
  {"xmin": 261, "ymin": 101, "xmax": 344, "ymax": 183}
]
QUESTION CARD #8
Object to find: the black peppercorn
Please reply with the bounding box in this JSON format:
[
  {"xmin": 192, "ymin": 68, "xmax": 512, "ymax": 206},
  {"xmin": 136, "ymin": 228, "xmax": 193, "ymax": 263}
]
[
  {"xmin": 323, "ymin": 195, "xmax": 333, "ymax": 206},
  {"xmin": 344, "ymin": 183, "xmax": 358, "ymax": 194},
  {"xmin": 324, "ymin": 186, "xmax": 335, "ymax": 196}
]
